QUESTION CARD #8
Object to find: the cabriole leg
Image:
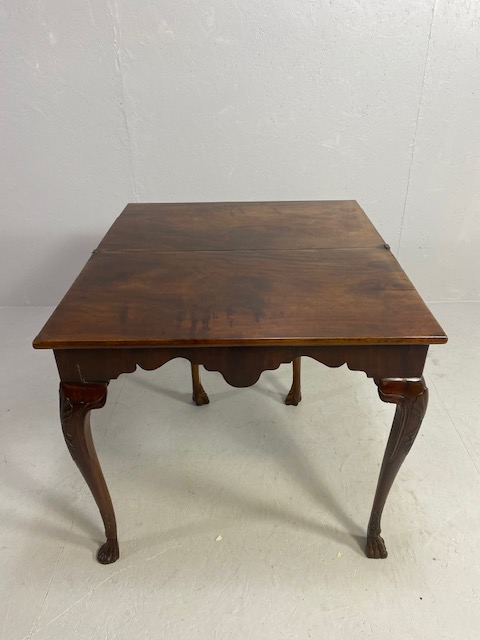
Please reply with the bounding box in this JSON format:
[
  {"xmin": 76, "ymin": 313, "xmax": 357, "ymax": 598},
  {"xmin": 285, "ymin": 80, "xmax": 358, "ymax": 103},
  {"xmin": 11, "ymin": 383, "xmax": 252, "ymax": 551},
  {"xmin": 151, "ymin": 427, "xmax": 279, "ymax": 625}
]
[
  {"xmin": 60, "ymin": 382, "xmax": 119, "ymax": 564},
  {"xmin": 191, "ymin": 363, "xmax": 210, "ymax": 405},
  {"xmin": 285, "ymin": 357, "xmax": 302, "ymax": 405},
  {"xmin": 366, "ymin": 377, "xmax": 428, "ymax": 559}
]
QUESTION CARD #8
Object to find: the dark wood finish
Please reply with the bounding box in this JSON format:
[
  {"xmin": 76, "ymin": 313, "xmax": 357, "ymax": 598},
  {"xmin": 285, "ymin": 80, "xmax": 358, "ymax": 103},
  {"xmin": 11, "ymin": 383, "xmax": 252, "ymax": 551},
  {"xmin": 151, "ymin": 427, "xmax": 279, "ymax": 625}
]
[
  {"xmin": 190, "ymin": 363, "xmax": 209, "ymax": 406},
  {"xmin": 97, "ymin": 201, "xmax": 385, "ymax": 252},
  {"xmin": 59, "ymin": 382, "xmax": 119, "ymax": 564},
  {"xmin": 33, "ymin": 201, "xmax": 447, "ymax": 564},
  {"xmin": 34, "ymin": 202, "xmax": 445, "ymax": 350},
  {"xmin": 367, "ymin": 377, "xmax": 429, "ymax": 558},
  {"xmin": 285, "ymin": 357, "xmax": 302, "ymax": 405},
  {"xmin": 33, "ymin": 248, "xmax": 445, "ymax": 349},
  {"xmin": 53, "ymin": 344, "xmax": 429, "ymax": 387},
  {"xmin": 192, "ymin": 359, "xmax": 301, "ymax": 406}
]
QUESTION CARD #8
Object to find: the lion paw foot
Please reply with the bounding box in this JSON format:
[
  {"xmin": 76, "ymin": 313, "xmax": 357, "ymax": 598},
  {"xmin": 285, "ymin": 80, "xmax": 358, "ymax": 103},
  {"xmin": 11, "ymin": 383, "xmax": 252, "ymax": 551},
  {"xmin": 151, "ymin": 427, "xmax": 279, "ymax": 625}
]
[
  {"xmin": 366, "ymin": 534, "xmax": 388, "ymax": 559},
  {"xmin": 192, "ymin": 387, "xmax": 210, "ymax": 406},
  {"xmin": 97, "ymin": 538, "xmax": 120, "ymax": 564}
]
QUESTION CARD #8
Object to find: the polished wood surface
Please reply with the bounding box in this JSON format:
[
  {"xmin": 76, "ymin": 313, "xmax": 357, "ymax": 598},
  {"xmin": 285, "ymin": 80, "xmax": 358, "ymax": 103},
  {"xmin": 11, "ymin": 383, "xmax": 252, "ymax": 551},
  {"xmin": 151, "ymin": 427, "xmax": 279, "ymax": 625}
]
[
  {"xmin": 33, "ymin": 201, "xmax": 447, "ymax": 564},
  {"xmin": 97, "ymin": 201, "xmax": 385, "ymax": 252},
  {"xmin": 59, "ymin": 382, "xmax": 119, "ymax": 564},
  {"xmin": 33, "ymin": 202, "xmax": 446, "ymax": 349},
  {"xmin": 367, "ymin": 377, "xmax": 429, "ymax": 558}
]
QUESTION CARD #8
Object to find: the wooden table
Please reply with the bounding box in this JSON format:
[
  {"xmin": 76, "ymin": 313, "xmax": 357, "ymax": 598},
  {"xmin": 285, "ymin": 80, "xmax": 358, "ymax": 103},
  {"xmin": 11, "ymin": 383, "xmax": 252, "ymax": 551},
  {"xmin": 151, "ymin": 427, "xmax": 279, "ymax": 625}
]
[{"xmin": 33, "ymin": 201, "xmax": 447, "ymax": 564}]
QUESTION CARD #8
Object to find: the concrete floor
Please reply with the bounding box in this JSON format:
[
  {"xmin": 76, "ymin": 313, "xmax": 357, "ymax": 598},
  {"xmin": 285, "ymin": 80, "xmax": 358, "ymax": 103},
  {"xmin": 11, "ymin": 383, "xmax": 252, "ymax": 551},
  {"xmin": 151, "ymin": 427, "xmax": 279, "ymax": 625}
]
[{"xmin": 1, "ymin": 303, "xmax": 479, "ymax": 640}]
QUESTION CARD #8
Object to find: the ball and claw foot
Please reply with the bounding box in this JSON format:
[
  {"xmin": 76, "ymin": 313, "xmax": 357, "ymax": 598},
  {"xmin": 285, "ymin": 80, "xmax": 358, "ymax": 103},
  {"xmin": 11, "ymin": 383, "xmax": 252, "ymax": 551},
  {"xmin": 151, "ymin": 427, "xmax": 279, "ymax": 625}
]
[
  {"xmin": 192, "ymin": 387, "xmax": 210, "ymax": 406},
  {"xmin": 285, "ymin": 388, "xmax": 302, "ymax": 406},
  {"xmin": 366, "ymin": 534, "xmax": 388, "ymax": 559},
  {"xmin": 97, "ymin": 538, "xmax": 120, "ymax": 564}
]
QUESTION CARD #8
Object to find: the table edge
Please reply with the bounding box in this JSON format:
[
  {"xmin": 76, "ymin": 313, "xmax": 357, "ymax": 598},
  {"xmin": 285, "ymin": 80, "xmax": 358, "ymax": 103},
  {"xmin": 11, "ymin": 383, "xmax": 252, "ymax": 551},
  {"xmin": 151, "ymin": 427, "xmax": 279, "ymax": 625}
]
[{"xmin": 33, "ymin": 335, "xmax": 448, "ymax": 350}]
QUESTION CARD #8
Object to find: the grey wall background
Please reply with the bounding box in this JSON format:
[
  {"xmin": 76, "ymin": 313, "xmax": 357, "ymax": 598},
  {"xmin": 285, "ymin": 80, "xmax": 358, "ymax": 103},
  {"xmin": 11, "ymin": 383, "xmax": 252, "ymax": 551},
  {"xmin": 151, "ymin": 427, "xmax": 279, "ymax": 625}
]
[{"xmin": 1, "ymin": 0, "xmax": 479, "ymax": 306}]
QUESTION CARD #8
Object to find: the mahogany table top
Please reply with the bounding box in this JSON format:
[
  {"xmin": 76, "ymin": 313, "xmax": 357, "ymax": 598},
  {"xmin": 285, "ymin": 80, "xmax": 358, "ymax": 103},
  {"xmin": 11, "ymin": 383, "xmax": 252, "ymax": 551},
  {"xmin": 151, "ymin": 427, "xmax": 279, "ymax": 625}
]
[{"xmin": 33, "ymin": 201, "xmax": 447, "ymax": 350}]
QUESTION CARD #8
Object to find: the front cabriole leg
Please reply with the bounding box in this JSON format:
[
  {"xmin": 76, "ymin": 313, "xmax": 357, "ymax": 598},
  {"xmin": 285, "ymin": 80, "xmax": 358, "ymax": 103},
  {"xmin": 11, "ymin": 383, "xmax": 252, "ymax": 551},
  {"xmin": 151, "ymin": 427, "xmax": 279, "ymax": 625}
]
[
  {"xmin": 60, "ymin": 382, "xmax": 119, "ymax": 564},
  {"xmin": 366, "ymin": 377, "xmax": 428, "ymax": 559}
]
